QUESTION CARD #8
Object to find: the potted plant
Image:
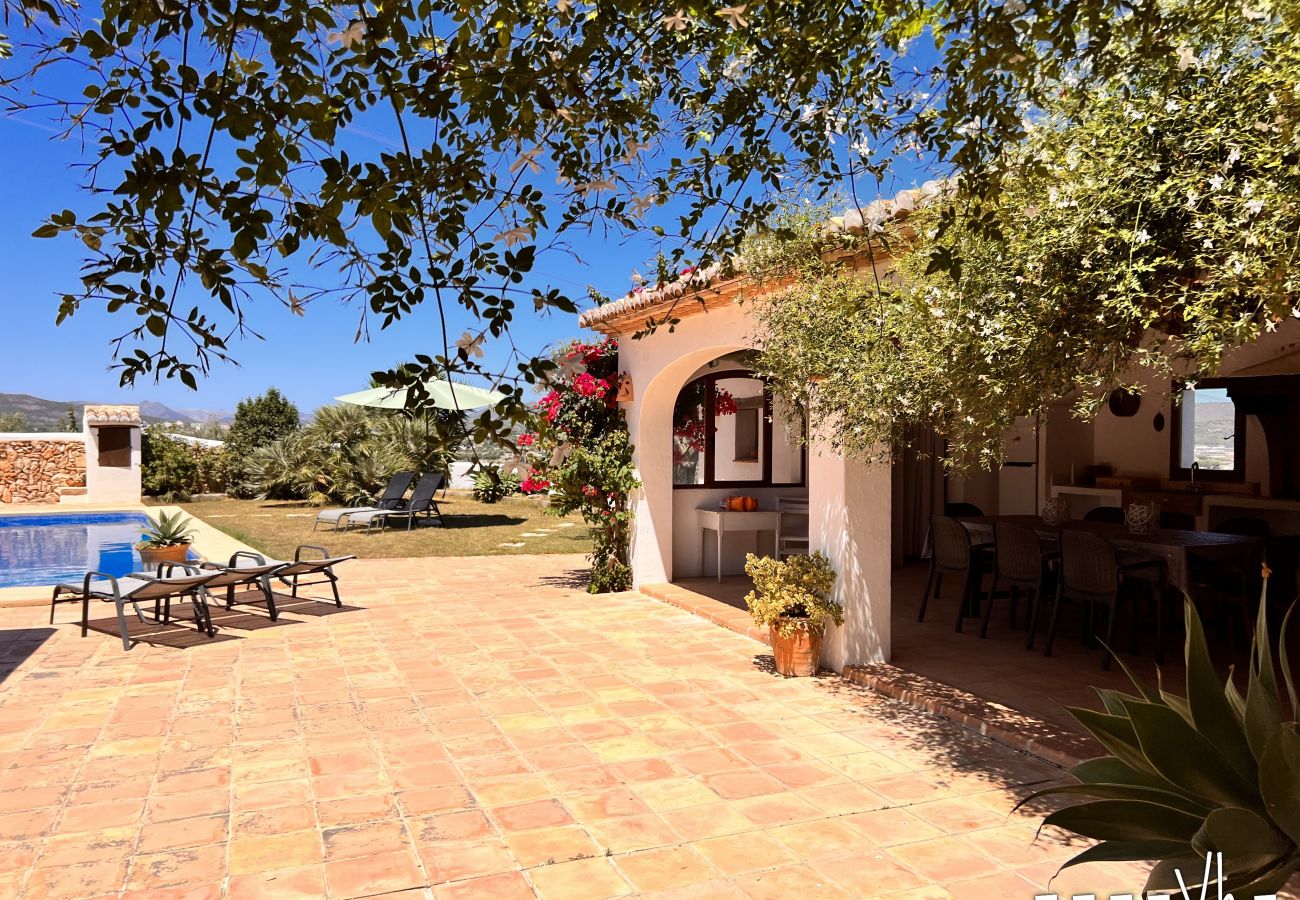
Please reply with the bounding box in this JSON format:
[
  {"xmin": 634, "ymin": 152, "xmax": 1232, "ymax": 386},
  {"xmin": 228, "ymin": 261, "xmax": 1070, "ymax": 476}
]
[
  {"xmin": 135, "ymin": 510, "xmax": 196, "ymax": 567},
  {"xmin": 743, "ymin": 551, "xmax": 841, "ymax": 677}
]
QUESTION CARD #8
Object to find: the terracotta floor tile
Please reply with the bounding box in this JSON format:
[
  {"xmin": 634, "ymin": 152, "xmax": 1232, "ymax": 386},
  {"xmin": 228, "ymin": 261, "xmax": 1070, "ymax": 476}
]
[
  {"xmin": 489, "ymin": 798, "xmax": 574, "ymax": 832},
  {"xmin": 945, "ymin": 868, "xmax": 1041, "ymax": 899},
  {"xmin": 584, "ymin": 814, "xmax": 682, "ymax": 853},
  {"xmin": 228, "ymin": 829, "xmax": 323, "ymax": 875},
  {"xmin": 232, "ymin": 779, "xmax": 312, "ymax": 812},
  {"xmin": 146, "ymin": 790, "xmax": 229, "ymax": 824},
  {"xmin": 433, "ymin": 870, "xmax": 535, "ymax": 900},
  {"xmin": 770, "ymin": 818, "xmax": 865, "ymax": 859},
  {"xmin": 842, "ymin": 807, "xmax": 945, "ymax": 846},
  {"xmin": 232, "ymin": 803, "xmax": 316, "ymax": 837},
  {"xmin": 119, "ymin": 882, "xmax": 224, "ymax": 900},
  {"xmin": 322, "ymin": 818, "xmax": 412, "ymax": 861},
  {"xmin": 398, "ymin": 785, "xmax": 477, "ymax": 816},
  {"xmin": 528, "ymin": 857, "xmax": 631, "ymax": 900},
  {"xmin": 324, "ymin": 848, "xmax": 426, "ymax": 898},
  {"xmin": 658, "ymin": 803, "xmax": 755, "ymax": 841},
  {"xmin": 613, "ymin": 845, "xmax": 717, "ymax": 892},
  {"xmin": 0, "ymin": 807, "xmax": 59, "ymax": 841},
  {"xmin": 418, "ymin": 838, "xmax": 516, "ymax": 884},
  {"xmin": 807, "ymin": 851, "xmax": 929, "ymax": 895},
  {"xmin": 315, "ymin": 793, "xmax": 399, "ymax": 828},
  {"xmin": 564, "ymin": 788, "xmax": 651, "ymax": 821},
  {"xmin": 888, "ymin": 836, "xmax": 1002, "ymax": 883},
  {"xmin": 126, "ymin": 845, "xmax": 227, "ymax": 891},
  {"xmin": 731, "ymin": 863, "xmax": 854, "ymax": 899},
  {"xmin": 628, "ymin": 777, "xmax": 720, "ymax": 811},
  {"xmin": 732, "ymin": 793, "xmax": 824, "ymax": 827},
  {"xmin": 694, "ymin": 830, "xmax": 800, "ymax": 875},
  {"xmin": 137, "ymin": 815, "xmax": 229, "ymax": 853},
  {"xmin": 702, "ymin": 769, "xmax": 787, "ymax": 800},
  {"xmin": 410, "ymin": 809, "xmax": 496, "ymax": 845},
  {"xmin": 227, "ymin": 864, "xmax": 328, "ymax": 900},
  {"xmin": 56, "ymin": 798, "xmax": 147, "ymax": 833},
  {"xmin": 23, "ymin": 860, "xmax": 126, "ymax": 900},
  {"xmin": 504, "ymin": 824, "xmax": 600, "ymax": 867}
]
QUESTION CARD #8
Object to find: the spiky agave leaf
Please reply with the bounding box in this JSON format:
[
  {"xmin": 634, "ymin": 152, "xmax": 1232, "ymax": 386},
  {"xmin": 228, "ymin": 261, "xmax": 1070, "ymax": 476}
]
[{"xmin": 1032, "ymin": 581, "xmax": 1300, "ymax": 894}]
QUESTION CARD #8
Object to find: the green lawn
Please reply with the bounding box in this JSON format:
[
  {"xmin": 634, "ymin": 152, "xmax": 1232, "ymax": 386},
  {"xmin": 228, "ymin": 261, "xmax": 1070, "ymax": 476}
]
[{"xmin": 159, "ymin": 494, "xmax": 592, "ymax": 561}]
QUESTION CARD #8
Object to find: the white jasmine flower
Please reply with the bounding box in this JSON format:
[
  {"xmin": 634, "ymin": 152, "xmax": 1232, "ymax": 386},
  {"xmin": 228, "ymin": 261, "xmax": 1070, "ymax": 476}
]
[
  {"xmin": 1134, "ymin": 228, "xmax": 1151, "ymax": 245},
  {"xmin": 661, "ymin": 9, "xmax": 690, "ymax": 30},
  {"xmin": 1245, "ymin": 198, "xmax": 1265, "ymax": 216},
  {"xmin": 456, "ymin": 331, "xmax": 486, "ymax": 358},
  {"xmin": 1175, "ymin": 45, "xmax": 1199, "ymax": 70},
  {"xmin": 715, "ymin": 5, "xmax": 748, "ymax": 29},
  {"xmin": 1209, "ymin": 174, "xmax": 1225, "ymax": 190}
]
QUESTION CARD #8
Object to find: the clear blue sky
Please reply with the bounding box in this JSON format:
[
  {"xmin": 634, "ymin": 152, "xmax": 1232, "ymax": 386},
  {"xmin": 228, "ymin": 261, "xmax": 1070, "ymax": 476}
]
[{"xmin": 1, "ymin": 42, "xmax": 939, "ymax": 417}]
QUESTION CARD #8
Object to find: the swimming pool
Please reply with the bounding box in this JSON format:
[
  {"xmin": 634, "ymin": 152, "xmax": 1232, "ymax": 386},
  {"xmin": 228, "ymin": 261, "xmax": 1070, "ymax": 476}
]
[{"xmin": 0, "ymin": 512, "xmax": 178, "ymax": 588}]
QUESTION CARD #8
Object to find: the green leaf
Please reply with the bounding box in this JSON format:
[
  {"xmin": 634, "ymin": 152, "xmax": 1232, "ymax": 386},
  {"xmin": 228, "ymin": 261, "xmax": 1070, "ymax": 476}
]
[
  {"xmin": 1244, "ymin": 592, "xmax": 1283, "ymax": 763},
  {"xmin": 1191, "ymin": 807, "xmax": 1291, "ymax": 874},
  {"xmin": 1183, "ymin": 602, "xmax": 1257, "ymax": 783},
  {"xmin": 1279, "ymin": 602, "xmax": 1298, "ymax": 723},
  {"xmin": 1043, "ymin": 799, "xmax": 1202, "ymax": 842},
  {"xmin": 31, "ymin": 223, "xmax": 59, "ymax": 238},
  {"xmin": 1020, "ymin": 781, "xmax": 1212, "ymax": 817},
  {"xmin": 1144, "ymin": 853, "xmax": 1213, "ymax": 894},
  {"xmin": 1067, "ymin": 708, "xmax": 1162, "ymax": 782},
  {"xmin": 1124, "ymin": 700, "xmax": 1261, "ymax": 811},
  {"xmin": 1057, "ymin": 838, "xmax": 1192, "ymax": 870},
  {"xmin": 1259, "ymin": 727, "xmax": 1300, "ymax": 845}
]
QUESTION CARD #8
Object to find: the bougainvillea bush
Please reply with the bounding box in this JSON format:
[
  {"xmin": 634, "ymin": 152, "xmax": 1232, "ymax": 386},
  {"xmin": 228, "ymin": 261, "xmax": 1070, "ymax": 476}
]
[{"xmin": 520, "ymin": 338, "xmax": 639, "ymax": 593}]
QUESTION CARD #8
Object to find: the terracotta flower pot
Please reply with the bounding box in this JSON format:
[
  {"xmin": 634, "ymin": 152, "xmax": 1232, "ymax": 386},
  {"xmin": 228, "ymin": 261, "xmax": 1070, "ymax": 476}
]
[
  {"xmin": 137, "ymin": 543, "xmax": 191, "ymax": 568},
  {"xmin": 770, "ymin": 620, "xmax": 822, "ymax": 677}
]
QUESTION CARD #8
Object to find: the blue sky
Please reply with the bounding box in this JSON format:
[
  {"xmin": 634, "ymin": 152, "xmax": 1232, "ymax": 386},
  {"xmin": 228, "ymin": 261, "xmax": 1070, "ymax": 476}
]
[
  {"xmin": 1, "ymin": 34, "xmax": 940, "ymax": 417},
  {"xmin": 0, "ymin": 110, "xmax": 652, "ymax": 415}
]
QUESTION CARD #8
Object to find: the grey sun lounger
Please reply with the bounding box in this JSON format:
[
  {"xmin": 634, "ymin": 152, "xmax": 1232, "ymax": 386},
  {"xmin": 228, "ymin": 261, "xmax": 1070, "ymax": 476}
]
[
  {"xmin": 232, "ymin": 545, "xmax": 355, "ymax": 607},
  {"xmin": 186, "ymin": 553, "xmax": 289, "ymax": 620},
  {"xmin": 346, "ymin": 472, "xmax": 444, "ymax": 532},
  {"xmin": 314, "ymin": 471, "xmax": 415, "ymax": 531},
  {"xmin": 50, "ymin": 570, "xmax": 221, "ymax": 650}
]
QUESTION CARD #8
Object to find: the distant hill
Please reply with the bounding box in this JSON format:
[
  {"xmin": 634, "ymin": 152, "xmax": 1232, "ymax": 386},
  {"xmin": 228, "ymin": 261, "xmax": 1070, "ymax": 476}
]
[{"xmin": 0, "ymin": 392, "xmax": 232, "ymax": 432}]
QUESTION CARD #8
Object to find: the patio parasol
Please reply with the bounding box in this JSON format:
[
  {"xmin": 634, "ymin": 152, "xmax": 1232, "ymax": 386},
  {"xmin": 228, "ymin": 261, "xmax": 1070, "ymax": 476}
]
[{"xmin": 334, "ymin": 378, "xmax": 507, "ymax": 412}]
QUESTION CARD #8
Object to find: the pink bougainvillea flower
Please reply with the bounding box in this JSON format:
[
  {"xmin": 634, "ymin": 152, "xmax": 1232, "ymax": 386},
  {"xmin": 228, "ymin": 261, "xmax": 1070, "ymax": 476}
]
[{"xmin": 517, "ymin": 433, "xmax": 536, "ymax": 447}]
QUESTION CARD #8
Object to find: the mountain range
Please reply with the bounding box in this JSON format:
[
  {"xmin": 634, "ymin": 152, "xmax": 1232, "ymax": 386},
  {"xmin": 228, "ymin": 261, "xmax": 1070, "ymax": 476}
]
[{"xmin": 0, "ymin": 392, "xmax": 233, "ymax": 431}]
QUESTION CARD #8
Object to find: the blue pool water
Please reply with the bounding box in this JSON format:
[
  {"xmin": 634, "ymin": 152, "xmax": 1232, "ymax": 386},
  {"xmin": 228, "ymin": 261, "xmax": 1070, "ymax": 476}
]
[{"xmin": 0, "ymin": 512, "xmax": 164, "ymax": 588}]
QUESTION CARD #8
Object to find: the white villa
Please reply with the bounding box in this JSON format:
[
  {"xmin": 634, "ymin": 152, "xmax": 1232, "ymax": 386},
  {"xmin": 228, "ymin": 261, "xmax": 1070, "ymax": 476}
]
[{"xmin": 580, "ymin": 191, "xmax": 1300, "ymax": 679}]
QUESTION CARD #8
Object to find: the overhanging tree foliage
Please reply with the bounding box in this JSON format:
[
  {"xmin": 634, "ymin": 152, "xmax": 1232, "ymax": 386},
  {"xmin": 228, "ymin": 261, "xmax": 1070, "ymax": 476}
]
[
  {"xmin": 1, "ymin": 0, "xmax": 1269, "ymax": 448},
  {"xmin": 753, "ymin": 3, "xmax": 1299, "ymax": 468}
]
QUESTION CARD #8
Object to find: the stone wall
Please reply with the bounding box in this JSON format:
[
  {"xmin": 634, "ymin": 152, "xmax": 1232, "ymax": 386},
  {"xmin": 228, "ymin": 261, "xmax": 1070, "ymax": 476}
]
[{"xmin": 0, "ymin": 438, "xmax": 87, "ymax": 503}]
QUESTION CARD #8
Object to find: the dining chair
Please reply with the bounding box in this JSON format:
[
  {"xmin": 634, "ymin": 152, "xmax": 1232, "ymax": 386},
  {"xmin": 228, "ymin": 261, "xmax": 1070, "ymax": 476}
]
[
  {"xmin": 1045, "ymin": 530, "xmax": 1167, "ymax": 669},
  {"xmin": 918, "ymin": 515, "xmax": 993, "ymax": 631},
  {"xmin": 1082, "ymin": 506, "xmax": 1124, "ymax": 524},
  {"xmin": 983, "ymin": 521, "xmax": 1057, "ymax": 644},
  {"xmin": 1188, "ymin": 518, "xmax": 1269, "ymax": 649}
]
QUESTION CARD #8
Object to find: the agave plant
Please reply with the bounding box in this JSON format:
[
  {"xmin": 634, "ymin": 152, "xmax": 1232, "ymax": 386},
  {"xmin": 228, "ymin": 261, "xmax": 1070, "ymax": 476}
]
[
  {"xmin": 1022, "ymin": 574, "xmax": 1299, "ymax": 895},
  {"xmin": 138, "ymin": 510, "xmax": 196, "ymax": 548}
]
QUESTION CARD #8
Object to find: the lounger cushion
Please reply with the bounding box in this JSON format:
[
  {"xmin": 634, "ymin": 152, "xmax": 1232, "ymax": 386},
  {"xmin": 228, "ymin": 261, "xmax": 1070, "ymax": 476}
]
[{"xmin": 315, "ymin": 507, "xmax": 377, "ymax": 524}]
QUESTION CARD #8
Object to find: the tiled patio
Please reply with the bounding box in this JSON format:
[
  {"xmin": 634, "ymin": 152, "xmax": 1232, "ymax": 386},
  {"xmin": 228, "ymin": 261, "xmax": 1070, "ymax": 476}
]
[{"xmin": 0, "ymin": 553, "xmax": 1172, "ymax": 899}]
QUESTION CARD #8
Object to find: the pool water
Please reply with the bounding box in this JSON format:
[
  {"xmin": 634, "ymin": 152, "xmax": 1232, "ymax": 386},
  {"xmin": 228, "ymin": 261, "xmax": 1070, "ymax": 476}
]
[{"xmin": 0, "ymin": 512, "xmax": 163, "ymax": 588}]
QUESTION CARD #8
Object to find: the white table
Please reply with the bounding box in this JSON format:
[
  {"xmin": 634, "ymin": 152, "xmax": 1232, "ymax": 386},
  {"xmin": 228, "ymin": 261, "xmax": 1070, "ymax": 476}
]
[{"xmin": 697, "ymin": 508, "xmax": 781, "ymax": 582}]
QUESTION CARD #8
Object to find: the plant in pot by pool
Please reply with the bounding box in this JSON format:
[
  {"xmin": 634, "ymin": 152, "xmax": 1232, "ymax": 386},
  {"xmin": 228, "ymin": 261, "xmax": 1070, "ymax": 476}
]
[
  {"xmin": 743, "ymin": 552, "xmax": 841, "ymax": 677},
  {"xmin": 136, "ymin": 510, "xmax": 196, "ymax": 566}
]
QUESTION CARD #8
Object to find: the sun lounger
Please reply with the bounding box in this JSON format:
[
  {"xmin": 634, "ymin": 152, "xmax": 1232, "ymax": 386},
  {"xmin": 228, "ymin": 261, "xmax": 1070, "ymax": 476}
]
[
  {"xmin": 231, "ymin": 545, "xmax": 355, "ymax": 607},
  {"xmin": 191, "ymin": 552, "xmax": 288, "ymax": 620},
  {"xmin": 346, "ymin": 472, "xmax": 444, "ymax": 532},
  {"xmin": 50, "ymin": 570, "xmax": 220, "ymax": 650},
  {"xmin": 314, "ymin": 471, "xmax": 415, "ymax": 531}
]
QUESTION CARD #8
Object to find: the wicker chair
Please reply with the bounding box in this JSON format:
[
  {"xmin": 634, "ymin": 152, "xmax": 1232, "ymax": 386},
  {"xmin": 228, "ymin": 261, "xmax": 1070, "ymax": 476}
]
[
  {"xmin": 1082, "ymin": 506, "xmax": 1124, "ymax": 524},
  {"xmin": 983, "ymin": 521, "xmax": 1057, "ymax": 644},
  {"xmin": 1046, "ymin": 530, "xmax": 1167, "ymax": 669},
  {"xmin": 918, "ymin": 515, "xmax": 993, "ymax": 632}
]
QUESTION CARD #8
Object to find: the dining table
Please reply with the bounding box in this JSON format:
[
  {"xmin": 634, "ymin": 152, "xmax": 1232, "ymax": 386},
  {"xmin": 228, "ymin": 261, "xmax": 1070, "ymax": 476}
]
[{"xmin": 957, "ymin": 514, "xmax": 1264, "ymax": 601}]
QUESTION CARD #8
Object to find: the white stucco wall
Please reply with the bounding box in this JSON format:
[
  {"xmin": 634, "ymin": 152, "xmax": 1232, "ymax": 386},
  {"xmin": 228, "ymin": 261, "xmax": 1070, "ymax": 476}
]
[
  {"xmin": 811, "ymin": 445, "xmax": 894, "ymax": 669},
  {"xmin": 610, "ymin": 299, "xmax": 893, "ymax": 670},
  {"xmin": 83, "ymin": 423, "xmax": 142, "ymax": 504}
]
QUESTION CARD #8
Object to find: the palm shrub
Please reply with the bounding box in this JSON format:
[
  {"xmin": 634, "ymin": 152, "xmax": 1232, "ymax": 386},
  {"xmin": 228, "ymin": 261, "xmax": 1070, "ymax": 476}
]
[
  {"xmin": 473, "ymin": 468, "xmax": 520, "ymax": 504},
  {"xmin": 1022, "ymin": 579, "xmax": 1299, "ymax": 895}
]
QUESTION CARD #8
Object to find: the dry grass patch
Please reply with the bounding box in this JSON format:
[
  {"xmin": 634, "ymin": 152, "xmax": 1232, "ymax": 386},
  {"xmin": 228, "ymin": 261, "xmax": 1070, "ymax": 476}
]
[{"xmin": 159, "ymin": 495, "xmax": 592, "ymax": 560}]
